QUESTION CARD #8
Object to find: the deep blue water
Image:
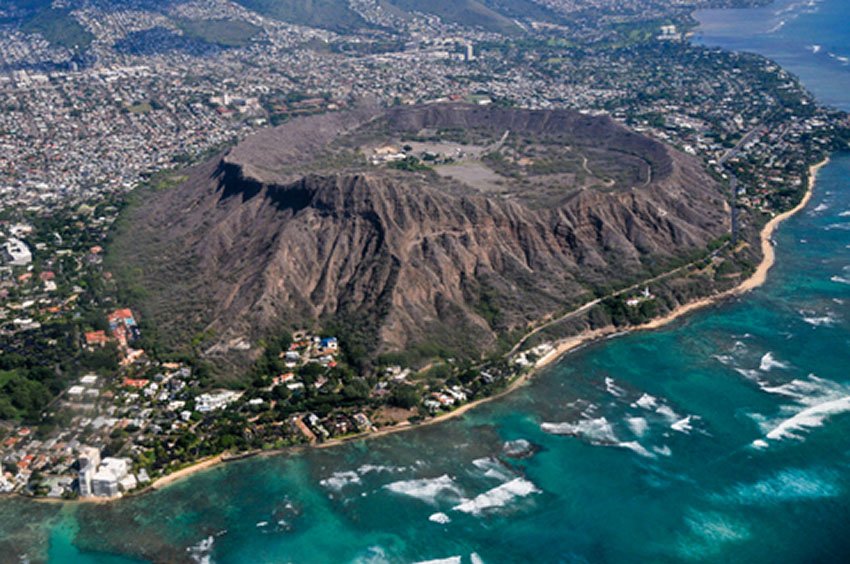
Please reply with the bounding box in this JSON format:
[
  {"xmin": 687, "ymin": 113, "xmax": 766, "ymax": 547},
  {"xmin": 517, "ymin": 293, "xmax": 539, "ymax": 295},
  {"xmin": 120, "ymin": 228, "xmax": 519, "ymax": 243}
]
[
  {"xmin": 695, "ymin": 0, "xmax": 850, "ymax": 111},
  {"xmin": 4, "ymin": 2, "xmax": 850, "ymax": 562}
]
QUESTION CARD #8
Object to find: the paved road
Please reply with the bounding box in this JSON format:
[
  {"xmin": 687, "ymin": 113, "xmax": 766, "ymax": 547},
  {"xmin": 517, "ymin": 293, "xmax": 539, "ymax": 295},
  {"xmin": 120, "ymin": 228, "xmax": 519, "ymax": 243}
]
[{"xmin": 508, "ymin": 242, "xmax": 729, "ymax": 357}]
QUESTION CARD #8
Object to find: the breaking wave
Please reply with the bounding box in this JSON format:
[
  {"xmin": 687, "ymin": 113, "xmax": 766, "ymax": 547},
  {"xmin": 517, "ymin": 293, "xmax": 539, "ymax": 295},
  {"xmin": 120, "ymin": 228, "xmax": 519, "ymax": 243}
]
[
  {"xmin": 384, "ymin": 475, "xmax": 464, "ymax": 505},
  {"xmin": 800, "ymin": 309, "xmax": 839, "ymax": 326},
  {"xmin": 320, "ymin": 471, "xmax": 361, "ymax": 492},
  {"xmin": 759, "ymin": 352, "xmax": 789, "ymax": 372},
  {"xmin": 762, "ymin": 396, "xmax": 850, "ymax": 442},
  {"xmin": 502, "ymin": 439, "xmax": 537, "ymax": 459},
  {"xmin": 616, "ymin": 441, "xmax": 655, "ymax": 458},
  {"xmin": 471, "ymin": 457, "xmax": 513, "ymax": 482},
  {"xmin": 626, "ymin": 416, "xmax": 649, "ymax": 437},
  {"xmin": 605, "ymin": 377, "xmax": 626, "ymax": 397},
  {"xmin": 187, "ymin": 531, "xmax": 226, "ymax": 564},
  {"xmin": 671, "ymin": 416, "xmax": 694, "ymax": 434},
  {"xmin": 633, "ymin": 393, "xmax": 658, "ymax": 410},
  {"xmin": 428, "ymin": 512, "xmax": 451, "ymax": 524},
  {"xmin": 753, "ymin": 375, "xmax": 850, "ymax": 447},
  {"xmin": 452, "ymin": 477, "xmax": 540, "ymax": 515},
  {"xmin": 541, "ymin": 417, "xmax": 617, "ymax": 443}
]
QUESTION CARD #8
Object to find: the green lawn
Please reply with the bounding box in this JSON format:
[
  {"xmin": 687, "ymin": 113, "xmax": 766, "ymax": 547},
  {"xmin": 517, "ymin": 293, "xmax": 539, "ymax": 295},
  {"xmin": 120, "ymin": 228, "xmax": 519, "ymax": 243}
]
[
  {"xmin": 0, "ymin": 370, "xmax": 19, "ymax": 387},
  {"xmin": 21, "ymin": 8, "xmax": 94, "ymax": 50},
  {"xmin": 232, "ymin": 0, "xmax": 369, "ymax": 33},
  {"xmin": 127, "ymin": 102, "xmax": 153, "ymax": 114},
  {"xmin": 178, "ymin": 18, "xmax": 263, "ymax": 48}
]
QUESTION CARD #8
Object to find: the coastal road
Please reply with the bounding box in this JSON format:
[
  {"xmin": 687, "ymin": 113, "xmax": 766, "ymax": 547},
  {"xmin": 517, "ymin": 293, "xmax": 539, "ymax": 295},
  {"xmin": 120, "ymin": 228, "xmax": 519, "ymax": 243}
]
[
  {"xmin": 719, "ymin": 123, "xmax": 769, "ymax": 166},
  {"xmin": 504, "ymin": 121, "xmax": 761, "ymax": 359},
  {"xmin": 508, "ymin": 242, "xmax": 730, "ymax": 357}
]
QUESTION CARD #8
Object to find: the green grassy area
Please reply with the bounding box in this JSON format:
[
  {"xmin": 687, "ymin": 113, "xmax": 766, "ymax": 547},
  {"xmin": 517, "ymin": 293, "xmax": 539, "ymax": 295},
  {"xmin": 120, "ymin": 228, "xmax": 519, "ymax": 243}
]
[
  {"xmin": 127, "ymin": 102, "xmax": 153, "ymax": 114},
  {"xmin": 232, "ymin": 0, "xmax": 370, "ymax": 33},
  {"xmin": 0, "ymin": 370, "xmax": 19, "ymax": 388},
  {"xmin": 388, "ymin": 0, "xmax": 522, "ymax": 35},
  {"xmin": 21, "ymin": 8, "xmax": 94, "ymax": 51},
  {"xmin": 178, "ymin": 18, "xmax": 262, "ymax": 48}
]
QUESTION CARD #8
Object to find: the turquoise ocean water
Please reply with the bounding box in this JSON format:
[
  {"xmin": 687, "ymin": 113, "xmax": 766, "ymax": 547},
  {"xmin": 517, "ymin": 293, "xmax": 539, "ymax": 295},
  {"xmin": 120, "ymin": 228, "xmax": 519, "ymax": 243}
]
[{"xmin": 4, "ymin": 1, "xmax": 850, "ymax": 562}]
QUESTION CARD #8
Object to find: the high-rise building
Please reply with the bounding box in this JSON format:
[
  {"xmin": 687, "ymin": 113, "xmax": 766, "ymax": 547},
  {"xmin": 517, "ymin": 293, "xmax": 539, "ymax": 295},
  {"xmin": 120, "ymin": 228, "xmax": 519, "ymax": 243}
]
[
  {"xmin": 91, "ymin": 457, "xmax": 130, "ymax": 497},
  {"xmin": 77, "ymin": 445, "xmax": 101, "ymax": 497}
]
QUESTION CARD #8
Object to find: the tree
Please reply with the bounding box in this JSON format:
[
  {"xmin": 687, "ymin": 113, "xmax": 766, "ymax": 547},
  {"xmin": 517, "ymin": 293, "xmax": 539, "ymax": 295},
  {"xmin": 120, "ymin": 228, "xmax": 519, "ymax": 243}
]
[
  {"xmin": 342, "ymin": 378, "xmax": 370, "ymax": 400},
  {"xmin": 389, "ymin": 385, "xmax": 421, "ymax": 409}
]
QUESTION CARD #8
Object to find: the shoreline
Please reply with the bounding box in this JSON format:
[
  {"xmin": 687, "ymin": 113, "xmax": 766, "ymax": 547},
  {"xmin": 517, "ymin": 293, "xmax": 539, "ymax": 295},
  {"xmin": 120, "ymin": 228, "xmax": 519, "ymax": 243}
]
[{"xmin": 20, "ymin": 156, "xmax": 829, "ymax": 503}]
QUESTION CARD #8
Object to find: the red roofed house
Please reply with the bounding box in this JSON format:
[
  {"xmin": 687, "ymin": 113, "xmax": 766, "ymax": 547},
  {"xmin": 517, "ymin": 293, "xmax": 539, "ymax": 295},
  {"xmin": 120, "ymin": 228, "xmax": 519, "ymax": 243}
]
[
  {"xmin": 85, "ymin": 330, "xmax": 109, "ymax": 348},
  {"xmin": 107, "ymin": 308, "xmax": 140, "ymax": 348},
  {"xmin": 123, "ymin": 378, "xmax": 149, "ymax": 389},
  {"xmin": 273, "ymin": 373, "xmax": 295, "ymax": 386}
]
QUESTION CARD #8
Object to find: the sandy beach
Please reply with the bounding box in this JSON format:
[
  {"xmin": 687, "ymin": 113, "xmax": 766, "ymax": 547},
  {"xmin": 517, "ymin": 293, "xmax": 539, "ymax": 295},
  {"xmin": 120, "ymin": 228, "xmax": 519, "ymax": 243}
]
[
  {"xmin": 147, "ymin": 455, "xmax": 224, "ymax": 490},
  {"xmin": 91, "ymin": 157, "xmax": 831, "ymax": 498}
]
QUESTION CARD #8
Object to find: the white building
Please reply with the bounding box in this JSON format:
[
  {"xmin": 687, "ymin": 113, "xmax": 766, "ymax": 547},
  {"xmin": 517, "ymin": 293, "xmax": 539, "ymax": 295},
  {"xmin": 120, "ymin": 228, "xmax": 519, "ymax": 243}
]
[
  {"xmin": 77, "ymin": 446, "xmax": 101, "ymax": 497},
  {"xmin": 1, "ymin": 238, "xmax": 32, "ymax": 266},
  {"xmin": 195, "ymin": 390, "xmax": 242, "ymax": 413},
  {"xmin": 90, "ymin": 457, "xmax": 130, "ymax": 497},
  {"xmin": 80, "ymin": 374, "xmax": 98, "ymax": 385}
]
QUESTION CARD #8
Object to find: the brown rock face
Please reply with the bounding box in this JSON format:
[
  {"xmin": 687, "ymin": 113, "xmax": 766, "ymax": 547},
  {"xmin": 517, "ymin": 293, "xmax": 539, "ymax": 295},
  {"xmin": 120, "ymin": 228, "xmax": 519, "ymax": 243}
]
[{"xmin": 117, "ymin": 104, "xmax": 728, "ymax": 372}]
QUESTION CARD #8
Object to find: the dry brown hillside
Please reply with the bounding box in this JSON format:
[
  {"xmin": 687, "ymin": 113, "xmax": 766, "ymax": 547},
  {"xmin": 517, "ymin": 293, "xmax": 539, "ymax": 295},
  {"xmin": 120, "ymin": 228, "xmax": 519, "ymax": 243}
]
[{"xmin": 111, "ymin": 104, "xmax": 729, "ymax": 375}]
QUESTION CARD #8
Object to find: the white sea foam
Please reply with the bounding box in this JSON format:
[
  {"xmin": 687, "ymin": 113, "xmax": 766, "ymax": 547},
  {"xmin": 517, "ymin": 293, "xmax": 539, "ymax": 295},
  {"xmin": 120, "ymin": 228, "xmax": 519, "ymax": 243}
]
[
  {"xmin": 713, "ymin": 354, "xmax": 734, "ymax": 366},
  {"xmin": 753, "ymin": 374, "xmax": 850, "ymax": 447},
  {"xmin": 718, "ymin": 468, "xmax": 840, "ymax": 505},
  {"xmin": 812, "ymin": 202, "xmax": 829, "ymax": 212},
  {"xmin": 320, "ymin": 470, "xmax": 361, "ymax": 492},
  {"xmin": 633, "ymin": 393, "xmax": 658, "ymax": 410},
  {"xmin": 800, "ymin": 310, "xmax": 838, "ymax": 326},
  {"xmin": 655, "ymin": 405, "xmax": 679, "ymax": 422},
  {"xmin": 414, "ymin": 557, "xmax": 461, "ymax": 564},
  {"xmin": 671, "ymin": 416, "xmax": 694, "ymax": 434},
  {"xmin": 759, "ymin": 374, "xmax": 841, "ymax": 400},
  {"xmin": 762, "ymin": 396, "xmax": 850, "ymax": 442},
  {"xmin": 839, "ymin": 210, "xmax": 850, "ymax": 217},
  {"xmin": 187, "ymin": 536, "xmax": 216, "ymax": 564},
  {"xmin": 384, "ymin": 474, "xmax": 464, "ymax": 505},
  {"xmin": 831, "ymin": 275, "xmax": 850, "ymax": 285},
  {"xmin": 471, "ymin": 457, "xmax": 513, "ymax": 481},
  {"xmin": 255, "ymin": 521, "xmax": 268, "ymax": 528},
  {"xmin": 825, "ymin": 222, "xmax": 850, "ymax": 231},
  {"xmin": 605, "ymin": 377, "xmax": 625, "ymax": 397},
  {"xmin": 358, "ymin": 464, "xmax": 407, "ymax": 475},
  {"xmin": 809, "ymin": 44, "xmax": 822, "ymax": 54},
  {"xmin": 544, "ymin": 415, "xmax": 662, "ymax": 459},
  {"xmin": 766, "ymin": 19, "xmax": 786, "ymax": 33},
  {"xmin": 541, "ymin": 417, "xmax": 617, "ymax": 443},
  {"xmin": 470, "ymin": 553, "xmax": 485, "ymax": 564},
  {"xmin": 502, "ymin": 439, "xmax": 535, "ymax": 458},
  {"xmin": 734, "ymin": 367, "xmax": 763, "ymax": 383},
  {"xmin": 453, "ymin": 477, "xmax": 540, "ymax": 515},
  {"xmin": 428, "ymin": 512, "xmax": 452, "ymax": 524},
  {"xmin": 616, "ymin": 441, "xmax": 655, "ymax": 458},
  {"xmin": 626, "ymin": 416, "xmax": 649, "ymax": 437},
  {"xmin": 677, "ymin": 510, "xmax": 751, "ymax": 558},
  {"xmin": 759, "ymin": 352, "xmax": 789, "ymax": 372},
  {"xmin": 653, "ymin": 445, "xmax": 672, "ymax": 457}
]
